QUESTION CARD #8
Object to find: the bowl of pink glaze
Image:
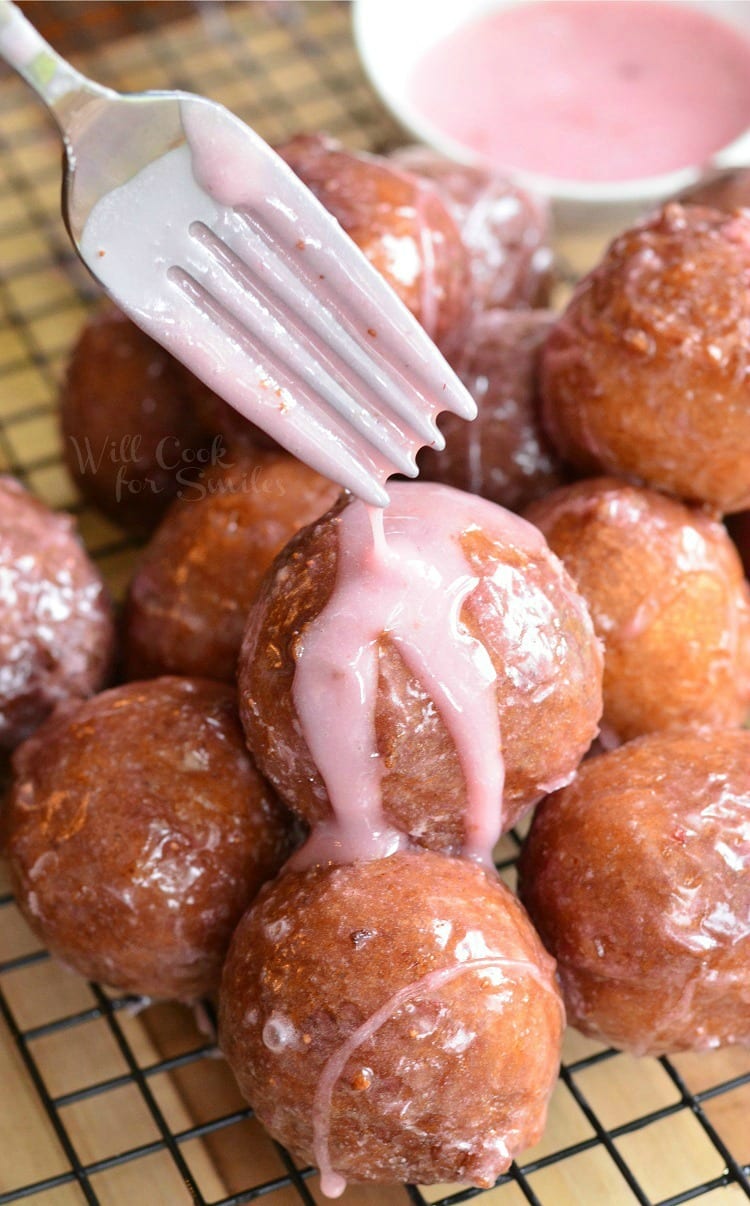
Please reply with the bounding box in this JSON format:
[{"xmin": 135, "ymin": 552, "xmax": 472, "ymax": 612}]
[{"xmin": 353, "ymin": 0, "xmax": 750, "ymax": 230}]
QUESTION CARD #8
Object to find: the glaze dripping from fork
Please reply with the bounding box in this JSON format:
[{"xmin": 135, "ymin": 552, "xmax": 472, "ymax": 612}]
[{"xmin": 79, "ymin": 96, "xmax": 476, "ymax": 505}]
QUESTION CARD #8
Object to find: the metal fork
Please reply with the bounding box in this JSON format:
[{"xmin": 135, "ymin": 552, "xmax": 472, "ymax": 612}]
[{"xmin": 0, "ymin": 0, "xmax": 476, "ymax": 506}]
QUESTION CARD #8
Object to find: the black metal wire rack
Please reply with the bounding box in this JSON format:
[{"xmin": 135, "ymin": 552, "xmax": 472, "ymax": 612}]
[
  {"xmin": 0, "ymin": 4, "xmax": 749, "ymax": 1205},
  {"xmin": 2, "ymin": 836, "xmax": 750, "ymax": 1205}
]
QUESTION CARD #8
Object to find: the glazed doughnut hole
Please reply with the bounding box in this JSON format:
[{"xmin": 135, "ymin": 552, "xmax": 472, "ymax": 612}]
[
  {"xmin": 419, "ymin": 309, "xmax": 565, "ymax": 511},
  {"xmin": 124, "ymin": 451, "xmax": 340, "ymax": 682},
  {"xmin": 390, "ymin": 144, "xmax": 554, "ymax": 312},
  {"xmin": 525, "ymin": 477, "xmax": 750, "ymax": 743},
  {"xmin": 60, "ymin": 303, "xmax": 209, "ymax": 533},
  {"xmin": 238, "ymin": 481, "xmax": 603, "ymax": 853},
  {"xmin": 518, "ymin": 728, "xmax": 750, "ymax": 1056},
  {"xmin": 4, "ymin": 677, "xmax": 295, "ymax": 1001},
  {"xmin": 219, "ymin": 849, "xmax": 564, "ymax": 1193},
  {"xmin": 0, "ymin": 475, "xmax": 115, "ymax": 750},
  {"xmin": 541, "ymin": 204, "xmax": 750, "ymax": 513},
  {"xmin": 276, "ymin": 133, "xmax": 472, "ymax": 354}
]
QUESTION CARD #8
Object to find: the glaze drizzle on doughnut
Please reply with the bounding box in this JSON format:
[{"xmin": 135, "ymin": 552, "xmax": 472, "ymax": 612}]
[
  {"xmin": 291, "ymin": 481, "xmax": 548, "ymax": 868},
  {"xmin": 312, "ymin": 952, "xmax": 562, "ymax": 1197}
]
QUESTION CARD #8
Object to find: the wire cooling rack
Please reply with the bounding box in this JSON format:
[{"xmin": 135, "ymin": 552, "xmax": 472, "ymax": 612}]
[{"xmin": 0, "ymin": 3, "xmax": 749, "ymax": 1205}]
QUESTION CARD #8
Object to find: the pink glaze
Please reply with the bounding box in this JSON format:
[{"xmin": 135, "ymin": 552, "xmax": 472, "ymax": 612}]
[
  {"xmin": 291, "ymin": 481, "xmax": 547, "ymax": 868},
  {"xmin": 410, "ymin": 1, "xmax": 750, "ymax": 182},
  {"xmin": 312, "ymin": 953, "xmax": 561, "ymax": 1197}
]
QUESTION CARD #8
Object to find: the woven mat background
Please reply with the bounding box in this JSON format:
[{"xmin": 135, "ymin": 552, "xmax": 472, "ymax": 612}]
[{"xmin": 0, "ymin": 4, "xmax": 749, "ymax": 1206}]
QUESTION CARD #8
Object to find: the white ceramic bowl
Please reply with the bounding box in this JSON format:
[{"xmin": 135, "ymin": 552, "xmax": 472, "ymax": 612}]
[{"xmin": 352, "ymin": 0, "xmax": 750, "ymax": 230}]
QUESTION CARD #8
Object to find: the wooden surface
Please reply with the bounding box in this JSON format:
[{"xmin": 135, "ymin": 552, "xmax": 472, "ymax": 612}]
[{"xmin": 0, "ymin": 3, "xmax": 748, "ymax": 1205}]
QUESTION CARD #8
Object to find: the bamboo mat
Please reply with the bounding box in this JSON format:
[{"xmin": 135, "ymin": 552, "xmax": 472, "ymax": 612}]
[{"xmin": 0, "ymin": 4, "xmax": 748, "ymax": 1206}]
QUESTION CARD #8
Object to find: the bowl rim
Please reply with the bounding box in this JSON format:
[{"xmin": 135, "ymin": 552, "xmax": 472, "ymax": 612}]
[{"xmin": 351, "ymin": 0, "xmax": 750, "ymax": 205}]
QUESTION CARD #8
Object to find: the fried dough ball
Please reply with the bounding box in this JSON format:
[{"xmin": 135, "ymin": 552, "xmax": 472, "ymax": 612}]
[
  {"xmin": 61, "ymin": 304, "xmax": 209, "ymax": 532},
  {"xmin": 238, "ymin": 483, "xmax": 603, "ymax": 851},
  {"xmin": 525, "ymin": 478, "xmax": 750, "ymax": 744},
  {"xmin": 124, "ymin": 452, "xmax": 340, "ymax": 682},
  {"xmin": 390, "ymin": 145, "xmax": 553, "ymax": 311},
  {"xmin": 220, "ymin": 850, "xmax": 563, "ymax": 1192},
  {"xmin": 4, "ymin": 678, "xmax": 294, "ymax": 1001},
  {"xmin": 0, "ymin": 476, "xmax": 114, "ymax": 750},
  {"xmin": 518, "ymin": 729, "xmax": 750, "ymax": 1055},
  {"xmin": 419, "ymin": 309, "xmax": 566, "ymax": 510},
  {"xmin": 541, "ymin": 204, "xmax": 750, "ymax": 513},
  {"xmin": 276, "ymin": 133, "xmax": 471, "ymax": 352}
]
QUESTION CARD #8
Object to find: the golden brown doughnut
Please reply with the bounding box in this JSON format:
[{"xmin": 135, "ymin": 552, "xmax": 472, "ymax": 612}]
[
  {"xmin": 124, "ymin": 452, "xmax": 340, "ymax": 682},
  {"xmin": 541, "ymin": 204, "xmax": 750, "ymax": 513},
  {"xmin": 220, "ymin": 850, "xmax": 563, "ymax": 1191},
  {"xmin": 4, "ymin": 677, "xmax": 294, "ymax": 1001},
  {"xmin": 238, "ymin": 484, "xmax": 602, "ymax": 852},
  {"xmin": 276, "ymin": 133, "xmax": 471, "ymax": 353},
  {"xmin": 518, "ymin": 729, "xmax": 750, "ymax": 1056},
  {"xmin": 525, "ymin": 477, "xmax": 750, "ymax": 742}
]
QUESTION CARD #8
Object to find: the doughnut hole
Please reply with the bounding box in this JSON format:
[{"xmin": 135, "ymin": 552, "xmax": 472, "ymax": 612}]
[
  {"xmin": 238, "ymin": 484, "xmax": 603, "ymax": 852},
  {"xmin": 526, "ymin": 477, "xmax": 750, "ymax": 743},
  {"xmin": 276, "ymin": 133, "xmax": 472, "ymax": 353},
  {"xmin": 4, "ymin": 677, "xmax": 294, "ymax": 1001},
  {"xmin": 124, "ymin": 452, "xmax": 340, "ymax": 682},
  {"xmin": 541, "ymin": 204, "xmax": 750, "ymax": 513},
  {"xmin": 518, "ymin": 729, "xmax": 750, "ymax": 1055},
  {"xmin": 390, "ymin": 145, "xmax": 553, "ymax": 311},
  {"xmin": 60, "ymin": 303, "xmax": 208, "ymax": 532},
  {"xmin": 220, "ymin": 850, "xmax": 563, "ymax": 1190},
  {"xmin": 419, "ymin": 309, "xmax": 566, "ymax": 510},
  {"xmin": 0, "ymin": 475, "xmax": 114, "ymax": 750}
]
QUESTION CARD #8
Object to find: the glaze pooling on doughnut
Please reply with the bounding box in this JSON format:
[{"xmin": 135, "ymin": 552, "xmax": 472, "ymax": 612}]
[
  {"xmin": 518, "ymin": 729, "xmax": 750, "ymax": 1055},
  {"xmin": 219, "ymin": 851, "xmax": 564, "ymax": 1192},
  {"xmin": 291, "ymin": 486, "xmax": 535, "ymax": 866},
  {"xmin": 239, "ymin": 480, "xmax": 603, "ymax": 858}
]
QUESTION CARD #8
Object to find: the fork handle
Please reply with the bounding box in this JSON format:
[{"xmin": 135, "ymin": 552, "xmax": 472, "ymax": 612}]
[{"xmin": 0, "ymin": 0, "xmax": 110, "ymax": 130}]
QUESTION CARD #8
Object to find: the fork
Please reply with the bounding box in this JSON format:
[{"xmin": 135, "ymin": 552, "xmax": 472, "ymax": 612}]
[{"xmin": 0, "ymin": 0, "xmax": 476, "ymax": 506}]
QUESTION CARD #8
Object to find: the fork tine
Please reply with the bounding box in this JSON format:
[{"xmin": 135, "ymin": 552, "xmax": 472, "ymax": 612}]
[
  {"xmin": 186, "ymin": 222, "xmax": 443, "ymax": 470},
  {"xmin": 245, "ymin": 196, "xmax": 477, "ymax": 423},
  {"xmin": 74, "ymin": 119, "xmax": 474, "ymax": 502},
  {"xmin": 232, "ymin": 209, "xmax": 454, "ymax": 432},
  {"xmin": 201, "ymin": 211, "xmax": 452, "ymax": 446},
  {"xmin": 170, "ymin": 267, "xmax": 407, "ymax": 505}
]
